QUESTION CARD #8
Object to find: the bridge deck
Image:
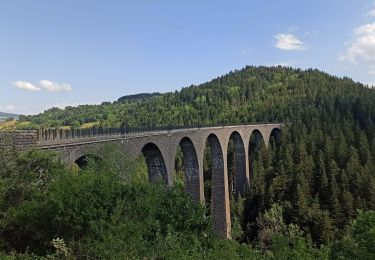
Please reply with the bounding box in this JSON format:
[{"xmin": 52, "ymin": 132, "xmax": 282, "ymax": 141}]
[{"xmin": 35, "ymin": 123, "xmax": 283, "ymax": 149}]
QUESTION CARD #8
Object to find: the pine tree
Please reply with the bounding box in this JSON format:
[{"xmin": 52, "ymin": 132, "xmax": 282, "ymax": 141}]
[
  {"xmin": 327, "ymin": 160, "xmax": 343, "ymax": 226},
  {"xmin": 341, "ymin": 190, "xmax": 355, "ymax": 224},
  {"xmin": 357, "ymin": 130, "xmax": 371, "ymax": 166},
  {"xmin": 370, "ymin": 137, "xmax": 375, "ymax": 158},
  {"xmin": 316, "ymin": 152, "xmax": 329, "ymax": 208},
  {"xmin": 345, "ymin": 147, "xmax": 362, "ymax": 200},
  {"xmin": 364, "ymin": 175, "xmax": 375, "ymax": 210},
  {"xmin": 334, "ymin": 131, "xmax": 348, "ymax": 168}
]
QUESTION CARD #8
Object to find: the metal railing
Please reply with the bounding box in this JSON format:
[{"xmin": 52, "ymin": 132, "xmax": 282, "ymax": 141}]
[{"xmin": 37, "ymin": 122, "xmax": 282, "ymax": 141}]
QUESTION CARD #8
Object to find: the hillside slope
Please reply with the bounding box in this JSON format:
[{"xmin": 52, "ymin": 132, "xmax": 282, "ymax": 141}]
[
  {"xmin": 20, "ymin": 66, "xmax": 375, "ymax": 131},
  {"xmin": 17, "ymin": 66, "xmax": 375, "ymax": 244},
  {"xmin": 0, "ymin": 112, "xmax": 19, "ymax": 120}
]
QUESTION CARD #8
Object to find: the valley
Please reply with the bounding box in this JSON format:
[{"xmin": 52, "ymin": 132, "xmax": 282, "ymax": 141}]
[{"xmin": 1, "ymin": 66, "xmax": 375, "ymax": 258}]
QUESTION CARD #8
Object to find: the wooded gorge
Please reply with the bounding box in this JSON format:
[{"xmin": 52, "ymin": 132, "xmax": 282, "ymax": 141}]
[{"xmin": 3, "ymin": 66, "xmax": 375, "ymax": 258}]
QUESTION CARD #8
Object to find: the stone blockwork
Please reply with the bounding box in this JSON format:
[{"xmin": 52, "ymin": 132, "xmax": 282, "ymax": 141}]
[
  {"xmin": 15, "ymin": 131, "xmax": 39, "ymax": 148},
  {"xmin": 8, "ymin": 123, "xmax": 282, "ymax": 238},
  {"xmin": 0, "ymin": 130, "xmax": 38, "ymax": 149}
]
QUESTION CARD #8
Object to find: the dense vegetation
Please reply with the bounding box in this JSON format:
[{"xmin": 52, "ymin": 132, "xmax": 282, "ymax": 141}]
[
  {"xmin": 3, "ymin": 66, "xmax": 375, "ymax": 258},
  {"xmin": 117, "ymin": 92, "xmax": 161, "ymax": 103},
  {"xmin": 1, "ymin": 141, "xmax": 374, "ymax": 259},
  {"xmin": 0, "ymin": 141, "xmax": 311, "ymax": 258}
]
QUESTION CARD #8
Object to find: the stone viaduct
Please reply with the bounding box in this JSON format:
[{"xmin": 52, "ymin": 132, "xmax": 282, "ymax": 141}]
[{"xmin": 7, "ymin": 123, "xmax": 283, "ymax": 238}]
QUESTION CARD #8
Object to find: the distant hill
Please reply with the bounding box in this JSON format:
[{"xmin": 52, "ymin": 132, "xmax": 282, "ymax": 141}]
[
  {"xmin": 0, "ymin": 112, "xmax": 19, "ymax": 121},
  {"xmin": 118, "ymin": 92, "xmax": 161, "ymax": 103},
  {"xmin": 19, "ymin": 66, "xmax": 375, "ymax": 129}
]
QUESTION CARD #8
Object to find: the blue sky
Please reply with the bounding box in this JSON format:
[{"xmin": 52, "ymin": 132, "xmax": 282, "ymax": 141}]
[{"xmin": 1, "ymin": 0, "xmax": 375, "ymax": 115}]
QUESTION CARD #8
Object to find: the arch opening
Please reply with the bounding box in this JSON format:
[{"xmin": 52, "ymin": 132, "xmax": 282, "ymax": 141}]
[
  {"xmin": 248, "ymin": 130, "xmax": 265, "ymax": 175},
  {"xmin": 174, "ymin": 137, "xmax": 200, "ymax": 202},
  {"xmin": 203, "ymin": 139, "xmax": 213, "ymax": 212},
  {"xmin": 249, "ymin": 130, "xmax": 265, "ymax": 160},
  {"xmin": 74, "ymin": 154, "xmax": 101, "ymax": 169},
  {"xmin": 141, "ymin": 143, "xmax": 168, "ymax": 185},
  {"xmin": 245, "ymin": 129, "xmax": 267, "ymax": 230},
  {"xmin": 269, "ymin": 128, "xmax": 282, "ymax": 147},
  {"xmin": 227, "ymin": 131, "xmax": 247, "ymax": 200},
  {"xmin": 203, "ymin": 133, "xmax": 230, "ymax": 238}
]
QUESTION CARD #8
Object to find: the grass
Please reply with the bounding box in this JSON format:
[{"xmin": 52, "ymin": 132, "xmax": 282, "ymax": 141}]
[
  {"xmin": 0, "ymin": 120, "xmax": 17, "ymax": 129},
  {"xmin": 0, "ymin": 120, "xmax": 32, "ymax": 130},
  {"xmin": 80, "ymin": 122, "xmax": 98, "ymax": 128},
  {"xmin": 17, "ymin": 121, "xmax": 31, "ymax": 128},
  {"xmin": 1, "ymin": 121, "xmax": 99, "ymax": 130}
]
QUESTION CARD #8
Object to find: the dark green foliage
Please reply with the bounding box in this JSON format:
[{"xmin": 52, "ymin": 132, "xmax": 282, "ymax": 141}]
[
  {"xmin": 0, "ymin": 148, "xmax": 263, "ymax": 259},
  {"xmin": 244, "ymin": 122, "xmax": 374, "ymax": 246},
  {"xmin": 331, "ymin": 210, "xmax": 375, "ymax": 259},
  {"xmin": 5, "ymin": 66, "xmax": 375, "ymax": 257},
  {"xmin": 117, "ymin": 92, "xmax": 161, "ymax": 103},
  {"xmin": 0, "ymin": 149, "xmax": 68, "ymax": 254}
]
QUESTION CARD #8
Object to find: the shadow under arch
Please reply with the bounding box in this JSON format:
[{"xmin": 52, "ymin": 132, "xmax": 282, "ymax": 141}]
[
  {"xmin": 269, "ymin": 128, "xmax": 282, "ymax": 147},
  {"xmin": 175, "ymin": 137, "xmax": 200, "ymax": 202},
  {"xmin": 142, "ymin": 143, "xmax": 168, "ymax": 185},
  {"xmin": 204, "ymin": 133, "xmax": 230, "ymax": 238},
  {"xmin": 74, "ymin": 154, "xmax": 102, "ymax": 169},
  {"xmin": 227, "ymin": 131, "xmax": 247, "ymax": 199},
  {"xmin": 248, "ymin": 129, "xmax": 265, "ymax": 174}
]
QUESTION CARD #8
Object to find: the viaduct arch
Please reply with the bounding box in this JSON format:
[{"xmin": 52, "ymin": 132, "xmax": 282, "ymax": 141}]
[
  {"xmin": 228, "ymin": 131, "xmax": 247, "ymax": 199},
  {"xmin": 142, "ymin": 143, "xmax": 168, "ymax": 184},
  {"xmin": 29, "ymin": 123, "xmax": 283, "ymax": 238}
]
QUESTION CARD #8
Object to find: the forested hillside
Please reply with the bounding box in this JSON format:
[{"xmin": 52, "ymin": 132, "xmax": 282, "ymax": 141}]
[
  {"xmin": 19, "ymin": 66, "xmax": 375, "ymax": 130},
  {"xmin": 6, "ymin": 66, "xmax": 375, "ymax": 258},
  {"xmin": 117, "ymin": 92, "xmax": 161, "ymax": 103}
]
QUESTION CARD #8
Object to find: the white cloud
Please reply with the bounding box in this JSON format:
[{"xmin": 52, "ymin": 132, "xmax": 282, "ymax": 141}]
[
  {"xmin": 39, "ymin": 80, "xmax": 72, "ymax": 92},
  {"xmin": 0, "ymin": 105, "xmax": 18, "ymax": 113},
  {"xmin": 12, "ymin": 81, "xmax": 41, "ymax": 91},
  {"xmin": 339, "ymin": 23, "xmax": 375, "ymax": 64},
  {"xmin": 12, "ymin": 80, "xmax": 72, "ymax": 92},
  {"xmin": 339, "ymin": 2, "xmax": 375, "ymax": 78},
  {"xmin": 274, "ymin": 33, "xmax": 306, "ymax": 51},
  {"xmin": 368, "ymin": 9, "xmax": 375, "ymax": 17}
]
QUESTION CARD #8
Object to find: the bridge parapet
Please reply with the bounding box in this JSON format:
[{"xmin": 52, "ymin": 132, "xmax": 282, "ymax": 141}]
[
  {"xmin": 37, "ymin": 123, "xmax": 283, "ymax": 148},
  {"xmin": 36, "ymin": 126, "xmax": 177, "ymax": 145},
  {"xmin": 0, "ymin": 130, "xmax": 38, "ymax": 149},
  {"xmin": 36, "ymin": 123, "xmax": 283, "ymax": 142},
  {"xmin": 1, "ymin": 123, "xmax": 284, "ymax": 150}
]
